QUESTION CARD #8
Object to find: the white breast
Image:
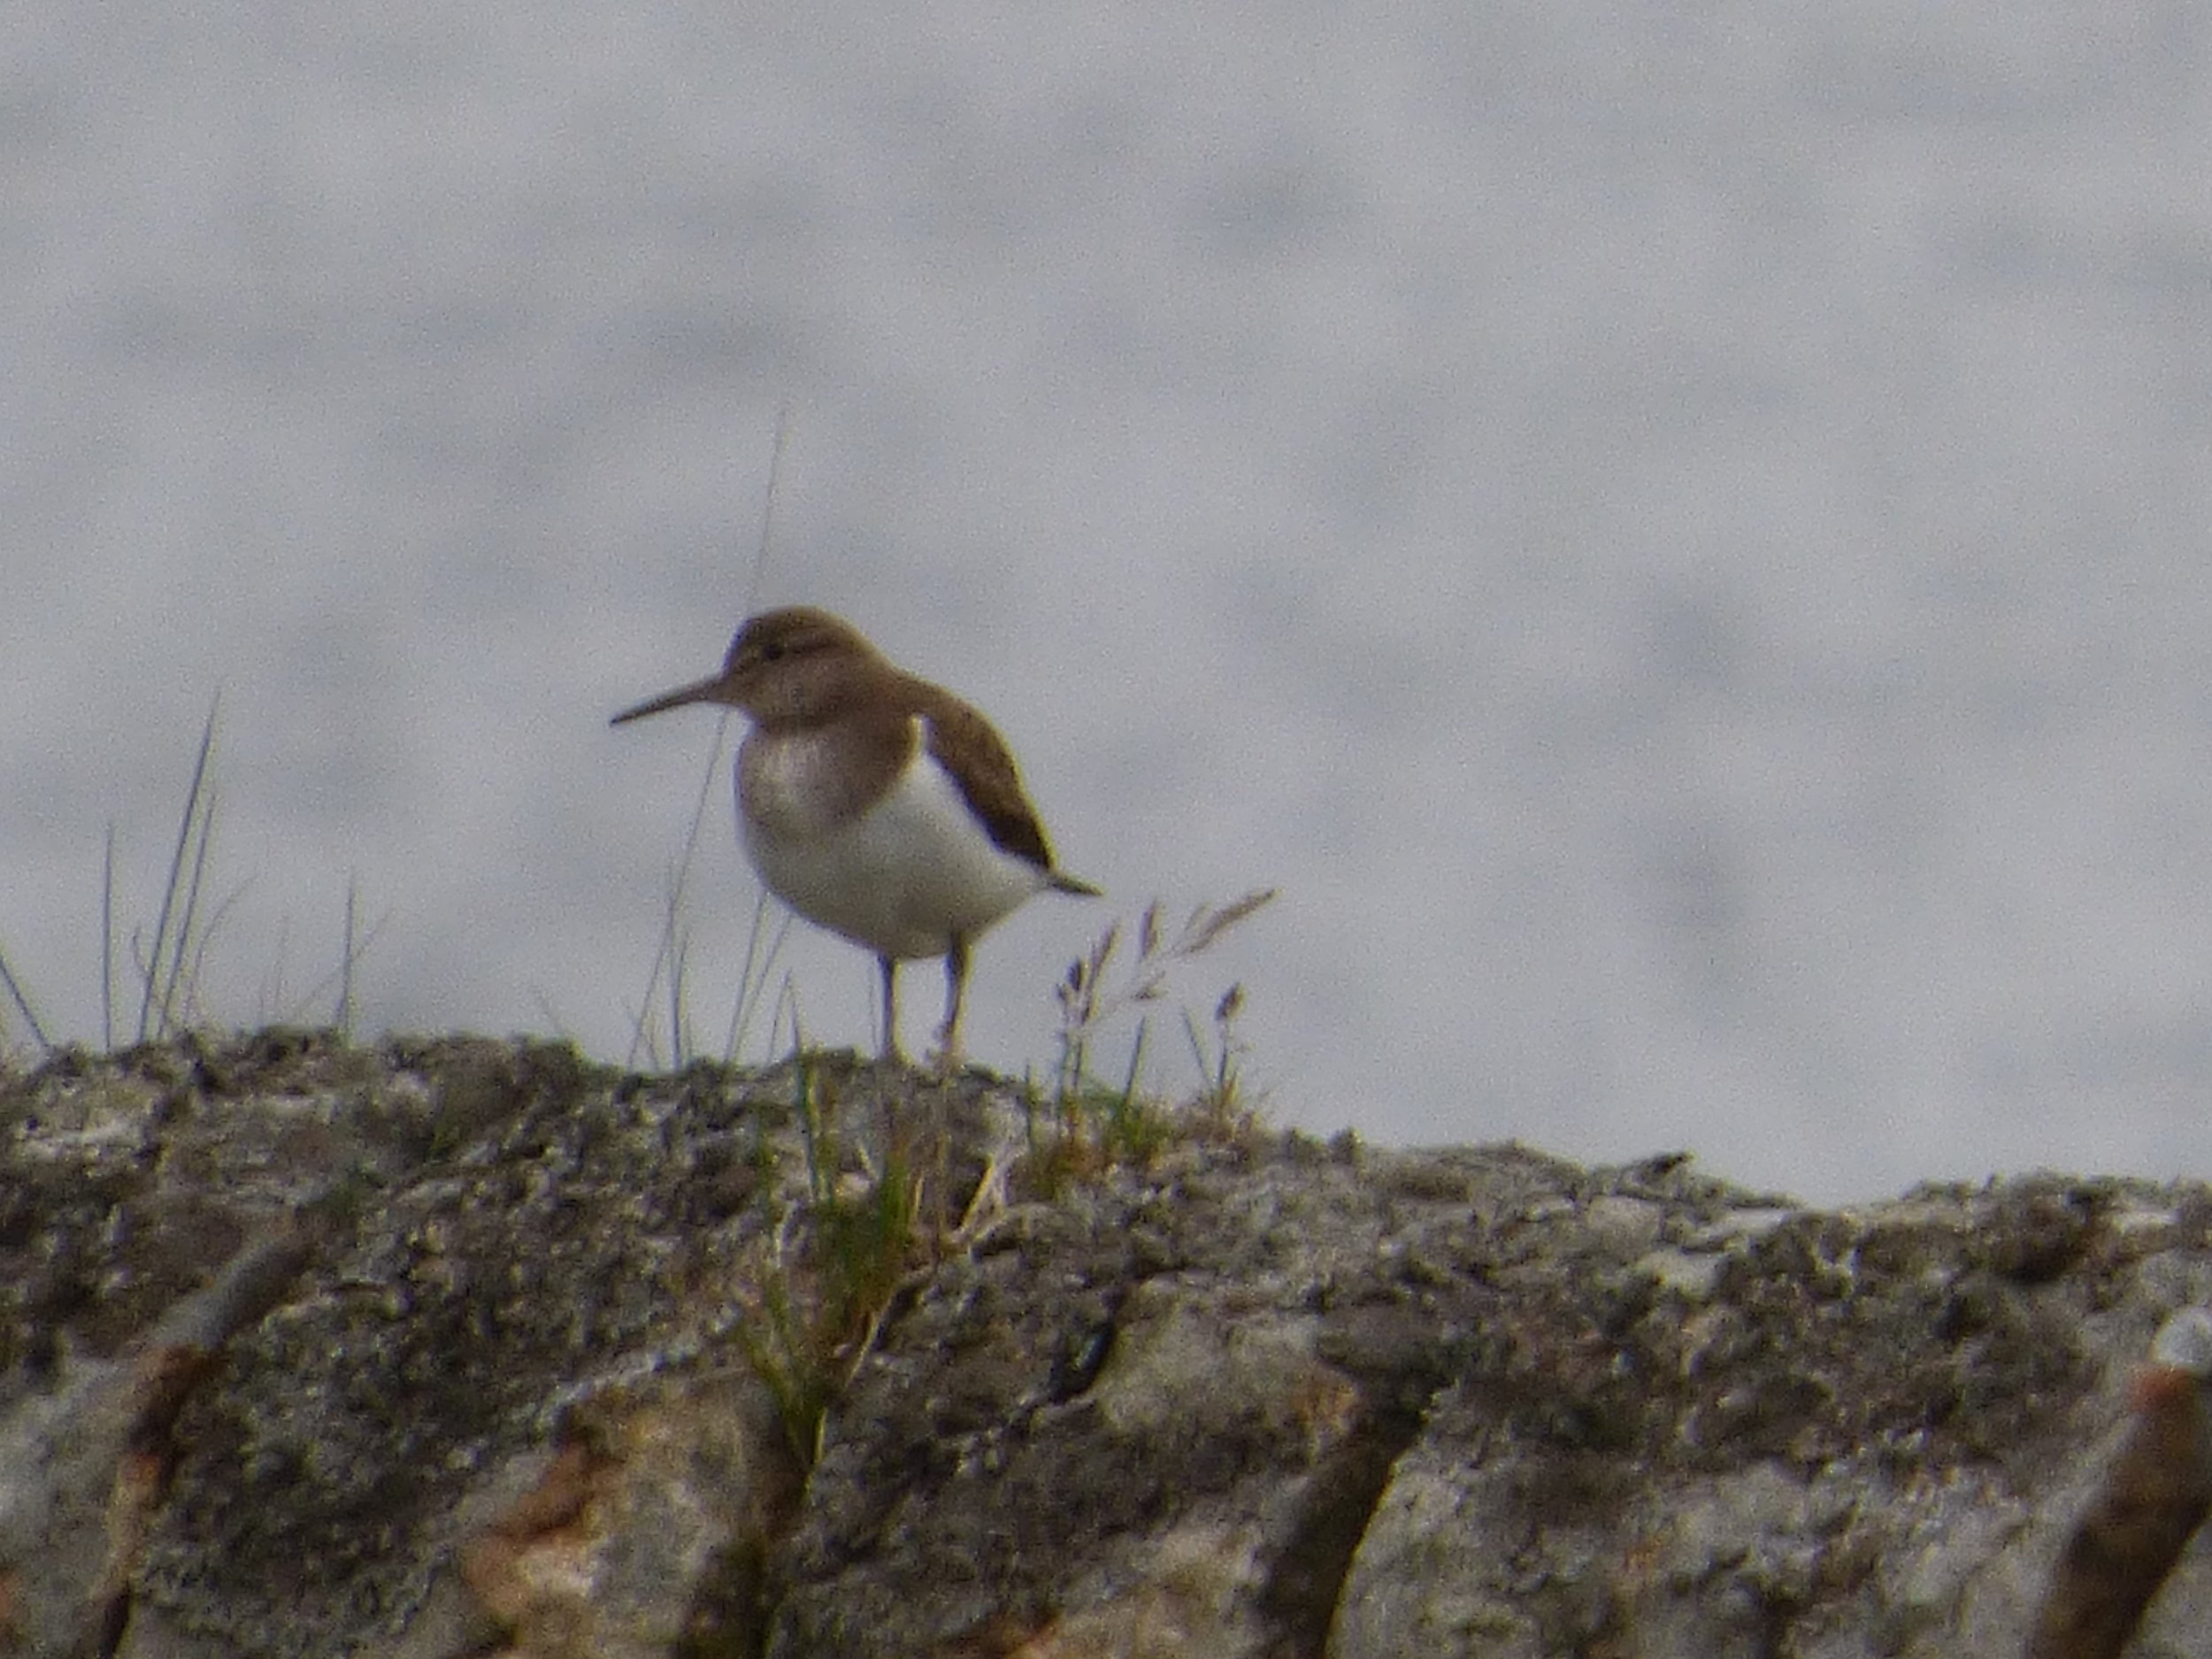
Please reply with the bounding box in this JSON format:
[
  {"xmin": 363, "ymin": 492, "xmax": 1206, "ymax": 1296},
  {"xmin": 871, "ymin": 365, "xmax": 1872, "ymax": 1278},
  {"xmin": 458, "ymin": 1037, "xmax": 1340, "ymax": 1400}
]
[{"xmin": 739, "ymin": 733, "xmax": 1051, "ymax": 961}]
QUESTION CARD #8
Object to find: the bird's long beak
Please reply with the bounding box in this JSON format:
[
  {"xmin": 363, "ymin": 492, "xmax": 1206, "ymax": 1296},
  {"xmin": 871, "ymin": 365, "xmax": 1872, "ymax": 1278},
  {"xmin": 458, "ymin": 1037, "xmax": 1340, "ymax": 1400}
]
[{"xmin": 610, "ymin": 673, "xmax": 732, "ymax": 726}]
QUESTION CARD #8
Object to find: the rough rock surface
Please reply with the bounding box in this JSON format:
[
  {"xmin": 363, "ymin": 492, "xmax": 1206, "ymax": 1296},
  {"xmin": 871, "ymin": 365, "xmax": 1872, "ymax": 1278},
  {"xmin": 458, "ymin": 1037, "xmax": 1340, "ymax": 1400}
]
[{"xmin": 2, "ymin": 1030, "xmax": 2208, "ymax": 1657}]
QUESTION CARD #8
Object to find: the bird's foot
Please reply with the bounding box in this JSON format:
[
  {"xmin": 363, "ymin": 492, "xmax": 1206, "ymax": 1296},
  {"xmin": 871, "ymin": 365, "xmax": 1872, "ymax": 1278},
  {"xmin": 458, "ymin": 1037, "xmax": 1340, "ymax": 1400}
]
[{"xmin": 926, "ymin": 1025, "xmax": 964, "ymax": 1077}]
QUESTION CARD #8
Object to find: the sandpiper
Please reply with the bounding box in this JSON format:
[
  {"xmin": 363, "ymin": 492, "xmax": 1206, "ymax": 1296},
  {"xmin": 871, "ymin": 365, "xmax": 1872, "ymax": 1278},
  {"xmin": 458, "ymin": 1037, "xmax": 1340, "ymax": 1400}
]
[{"xmin": 612, "ymin": 606, "xmax": 1100, "ymax": 1064}]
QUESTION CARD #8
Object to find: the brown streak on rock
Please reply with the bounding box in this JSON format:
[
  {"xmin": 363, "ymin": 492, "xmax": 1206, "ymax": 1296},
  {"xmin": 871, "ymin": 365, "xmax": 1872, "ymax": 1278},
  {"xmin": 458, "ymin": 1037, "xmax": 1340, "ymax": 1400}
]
[
  {"xmin": 2024, "ymin": 1365, "xmax": 2212, "ymax": 1659},
  {"xmin": 459, "ymin": 1438, "xmax": 615, "ymax": 1636}
]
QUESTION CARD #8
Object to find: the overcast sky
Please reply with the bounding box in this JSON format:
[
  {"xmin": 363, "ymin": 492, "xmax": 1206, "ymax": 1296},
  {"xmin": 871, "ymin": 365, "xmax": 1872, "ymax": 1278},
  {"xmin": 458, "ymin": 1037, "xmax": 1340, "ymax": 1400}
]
[{"xmin": 5, "ymin": 1, "xmax": 2211, "ymax": 1201}]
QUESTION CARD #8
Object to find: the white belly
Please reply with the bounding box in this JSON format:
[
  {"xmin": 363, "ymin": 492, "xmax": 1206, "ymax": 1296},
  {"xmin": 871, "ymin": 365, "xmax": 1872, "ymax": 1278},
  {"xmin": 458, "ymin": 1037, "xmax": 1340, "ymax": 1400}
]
[{"xmin": 740, "ymin": 749, "xmax": 1051, "ymax": 960}]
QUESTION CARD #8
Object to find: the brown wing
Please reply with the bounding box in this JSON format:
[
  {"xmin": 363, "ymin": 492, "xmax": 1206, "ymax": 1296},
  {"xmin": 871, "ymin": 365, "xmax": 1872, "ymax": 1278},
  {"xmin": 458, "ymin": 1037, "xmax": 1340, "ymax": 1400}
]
[{"xmin": 916, "ymin": 687, "xmax": 1062, "ymax": 873}]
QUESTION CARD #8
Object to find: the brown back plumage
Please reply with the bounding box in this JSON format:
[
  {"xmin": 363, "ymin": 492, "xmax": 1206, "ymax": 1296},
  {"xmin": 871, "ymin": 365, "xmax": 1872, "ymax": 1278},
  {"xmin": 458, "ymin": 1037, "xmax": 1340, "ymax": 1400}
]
[{"xmin": 910, "ymin": 680, "xmax": 1095, "ymax": 889}]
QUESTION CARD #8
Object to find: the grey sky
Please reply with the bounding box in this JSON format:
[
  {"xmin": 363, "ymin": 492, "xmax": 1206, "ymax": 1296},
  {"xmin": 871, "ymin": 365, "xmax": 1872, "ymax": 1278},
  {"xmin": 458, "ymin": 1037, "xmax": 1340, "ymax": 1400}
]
[{"xmin": 5, "ymin": 2, "xmax": 2211, "ymax": 1200}]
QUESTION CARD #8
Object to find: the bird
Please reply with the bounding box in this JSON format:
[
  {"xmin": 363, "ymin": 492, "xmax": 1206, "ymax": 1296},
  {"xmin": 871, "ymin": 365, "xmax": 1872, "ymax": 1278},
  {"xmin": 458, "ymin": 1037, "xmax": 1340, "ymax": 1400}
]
[{"xmin": 612, "ymin": 606, "xmax": 1100, "ymax": 1065}]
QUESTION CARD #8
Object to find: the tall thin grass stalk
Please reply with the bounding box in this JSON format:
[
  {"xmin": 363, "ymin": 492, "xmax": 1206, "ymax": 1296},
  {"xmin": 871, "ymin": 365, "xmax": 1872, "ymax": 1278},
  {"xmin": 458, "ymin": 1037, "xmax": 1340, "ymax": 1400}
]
[
  {"xmin": 9, "ymin": 695, "xmax": 371, "ymax": 1056},
  {"xmin": 695, "ymin": 404, "xmax": 797, "ymax": 1058},
  {"xmin": 179, "ymin": 879, "xmax": 250, "ymax": 1025},
  {"xmin": 273, "ymin": 882, "xmax": 385, "ymax": 1032},
  {"xmin": 101, "ymin": 822, "xmax": 116, "ymax": 1050},
  {"xmin": 336, "ymin": 876, "xmax": 358, "ymax": 1036},
  {"xmin": 626, "ymin": 406, "xmax": 795, "ymax": 1070},
  {"xmin": 625, "ymin": 711, "xmax": 733, "ymax": 1068},
  {"xmin": 261, "ymin": 916, "xmax": 294, "ymax": 1023},
  {"xmin": 137, "ymin": 692, "xmax": 221, "ymax": 1043},
  {"xmin": 743, "ymin": 402, "xmax": 792, "ymax": 616},
  {"xmin": 722, "ymin": 888, "xmax": 795, "ymax": 1063},
  {"xmin": 1107, "ymin": 1017, "xmax": 1149, "ymax": 1142},
  {"xmin": 160, "ymin": 766, "xmax": 223, "ymax": 1033},
  {"xmin": 666, "ymin": 882, "xmax": 693, "ymax": 1064}
]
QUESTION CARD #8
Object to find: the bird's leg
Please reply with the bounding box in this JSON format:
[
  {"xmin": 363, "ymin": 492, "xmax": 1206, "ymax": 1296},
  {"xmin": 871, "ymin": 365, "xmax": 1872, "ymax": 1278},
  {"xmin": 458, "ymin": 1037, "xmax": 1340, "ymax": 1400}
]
[
  {"xmin": 877, "ymin": 956, "xmax": 902, "ymax": 1064},
  {"xmin": 932, "ymin": 936, "xmax": 971, "ymax": 1074}
]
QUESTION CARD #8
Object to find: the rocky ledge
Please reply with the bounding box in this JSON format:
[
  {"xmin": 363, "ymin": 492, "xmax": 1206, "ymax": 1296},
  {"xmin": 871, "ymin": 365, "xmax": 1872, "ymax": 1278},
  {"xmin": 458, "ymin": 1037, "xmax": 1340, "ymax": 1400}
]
[{"xmin": 2, "ymin": 1030, "xmax": 2208, "ymax": 1657}]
